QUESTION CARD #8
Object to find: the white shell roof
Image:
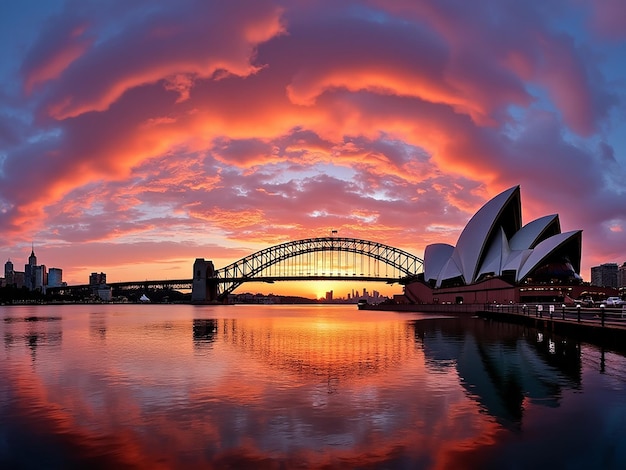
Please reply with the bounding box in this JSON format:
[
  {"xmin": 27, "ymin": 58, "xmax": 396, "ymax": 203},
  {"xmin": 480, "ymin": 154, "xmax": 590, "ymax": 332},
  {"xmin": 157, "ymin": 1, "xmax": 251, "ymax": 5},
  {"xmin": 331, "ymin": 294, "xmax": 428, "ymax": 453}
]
[
  {"xmin": 436, "ymin": 257, "xmax": 463, "ymax": 288},
  {"xmin": 421, "ymin": 185, "xmax": 582, "ymax": 287},
  {"xmin": 424, "ymin": 243, "xmax": 455, "ymax": 283},
  {"xmin": 502, "ymin": 249, "xmax": 533, "ymax": 274},
  {"xmin": 509, "ymin": 214, "xmax": 560, "ymax": 250},
  {"xmin": 452, "ymin": 186, "xmax": 520, "ymax": 284},
  {"xmin": 476, "ymin": 227, "xmax": 510, "ymax": 279},
  {"xmin": 516, "ymin": 230, "xmax": 582, "ymax": 281}
]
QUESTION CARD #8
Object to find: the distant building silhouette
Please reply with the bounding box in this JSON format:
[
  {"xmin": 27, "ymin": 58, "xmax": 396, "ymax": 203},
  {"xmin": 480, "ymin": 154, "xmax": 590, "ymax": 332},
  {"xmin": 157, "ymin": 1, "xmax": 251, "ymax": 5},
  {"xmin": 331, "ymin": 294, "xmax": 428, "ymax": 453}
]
[
  {"xmin": 48, "ymin": 268, "xmax": 63, "ymax": 288},
  {"xmin": 89, "ymin": 272, "xmax": 107, "ymax": 285},
  {"xmin": 591, "ymin": 263, "xmax": 618, "ymax": 288},
  {"xmin": 619, "ymin": 263, "xmax": 626, "ymax": 291},
  {"xmin": 24, "ymin": 247, "xmax": 47, "ymax": 292},
  {"xmin": 2, "ymin": 249, "xmax": 62, "ymax": 291},
  {"xmin": 4, "ymin": 259, "xmax": 13, "ymax": 278}
]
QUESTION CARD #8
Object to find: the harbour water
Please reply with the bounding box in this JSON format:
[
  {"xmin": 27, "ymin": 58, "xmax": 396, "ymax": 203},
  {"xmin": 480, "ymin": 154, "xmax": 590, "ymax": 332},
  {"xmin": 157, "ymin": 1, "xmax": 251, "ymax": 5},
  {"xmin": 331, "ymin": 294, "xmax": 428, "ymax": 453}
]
[{"xmin": 1, "ymin": 303, "xmax": 626, "ymax": 469}]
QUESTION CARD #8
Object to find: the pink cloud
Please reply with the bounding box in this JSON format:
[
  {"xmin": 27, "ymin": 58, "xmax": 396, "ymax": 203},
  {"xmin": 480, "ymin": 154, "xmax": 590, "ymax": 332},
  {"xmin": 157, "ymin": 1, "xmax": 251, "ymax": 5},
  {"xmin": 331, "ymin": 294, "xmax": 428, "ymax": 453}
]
[
  {"xmin": 21, "ymin": 18, "xmax": 92, "ymax": 94},
  {"xmin": 0, "ymin": 0, "xmax": 624, "ymax": 286},
  {"xmin": 585, "ymin": 0, "xmax": 626, "ymax": 40},
  {"xmin": 33, "ymin": 1, "xmax": 284, "ymax": 119}
]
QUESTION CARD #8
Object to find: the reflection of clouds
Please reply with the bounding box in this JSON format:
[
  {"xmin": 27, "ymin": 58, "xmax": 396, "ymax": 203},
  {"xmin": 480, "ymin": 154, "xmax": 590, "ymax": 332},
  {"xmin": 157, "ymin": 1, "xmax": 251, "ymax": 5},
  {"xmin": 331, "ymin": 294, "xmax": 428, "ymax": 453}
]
[
  {"xmin": 1, "ymin": 306, "xmax": 501, "ymax": 468},
  {"xmin": 1, "ymin": 305, "xmax": 609, "ymax": 469},
  {"xmin": 215, "ymin": 317, "xmax": 415, "ymax": 386}
]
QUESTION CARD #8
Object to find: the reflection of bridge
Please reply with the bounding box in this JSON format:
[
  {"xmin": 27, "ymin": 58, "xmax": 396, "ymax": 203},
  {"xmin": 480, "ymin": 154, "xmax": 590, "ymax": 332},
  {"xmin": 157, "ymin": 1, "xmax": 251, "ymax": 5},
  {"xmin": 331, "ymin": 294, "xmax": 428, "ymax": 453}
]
[{"xmin": 193, "ymin": 237, "xmax": 423, "ymax": 302}]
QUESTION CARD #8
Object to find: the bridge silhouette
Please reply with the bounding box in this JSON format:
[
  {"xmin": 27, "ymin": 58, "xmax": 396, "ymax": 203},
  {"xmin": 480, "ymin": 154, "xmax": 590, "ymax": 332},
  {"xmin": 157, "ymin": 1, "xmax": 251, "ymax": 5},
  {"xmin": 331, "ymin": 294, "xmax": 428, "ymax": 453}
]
[
  {"xmin": 192, "ymin": 237, "xmax": 423, "ymax": 302},
  {"xmin": 51, "ymin": 237, "xmax": 423, "ymax": 302}
]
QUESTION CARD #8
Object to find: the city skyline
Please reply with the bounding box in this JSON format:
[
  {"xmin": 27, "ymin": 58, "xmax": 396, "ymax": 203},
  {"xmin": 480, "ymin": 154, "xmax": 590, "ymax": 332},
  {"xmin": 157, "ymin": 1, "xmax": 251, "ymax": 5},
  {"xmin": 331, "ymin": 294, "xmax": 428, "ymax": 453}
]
[{"xmin": 1, "ymin": 1, "xmax": 625, "ymax": 298}]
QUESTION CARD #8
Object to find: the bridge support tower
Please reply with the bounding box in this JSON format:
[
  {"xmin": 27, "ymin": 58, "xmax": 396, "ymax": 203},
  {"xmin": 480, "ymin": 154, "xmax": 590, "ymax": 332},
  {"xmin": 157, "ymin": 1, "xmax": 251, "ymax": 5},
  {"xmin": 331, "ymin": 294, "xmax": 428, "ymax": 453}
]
[{"xmin": 192, "ymin": 258, "xmax": 218, "ymax": 303}]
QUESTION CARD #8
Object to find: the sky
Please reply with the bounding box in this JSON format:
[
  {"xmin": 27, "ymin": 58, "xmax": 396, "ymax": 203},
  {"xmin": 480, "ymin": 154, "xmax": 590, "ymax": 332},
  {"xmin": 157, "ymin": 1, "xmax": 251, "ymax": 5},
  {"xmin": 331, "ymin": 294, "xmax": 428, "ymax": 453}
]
[{"xmin": 0, "ymin": 0, "xmax": 625, "ymax": 298}]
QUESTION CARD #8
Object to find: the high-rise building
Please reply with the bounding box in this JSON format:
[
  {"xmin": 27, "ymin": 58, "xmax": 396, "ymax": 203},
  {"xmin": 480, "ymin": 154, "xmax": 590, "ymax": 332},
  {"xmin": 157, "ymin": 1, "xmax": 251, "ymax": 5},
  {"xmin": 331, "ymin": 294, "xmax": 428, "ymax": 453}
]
[
  {"xmin": 34, "ymin": 265, "xmax": 47, "ymax": 292},
  {"xmin": 11, "ymin": 271, "xmax": 25, "ymax": 288},
  {"xmin": 48, "ymin": 268, "xmax": 63, "ymax": 288},
  {"xmin": 618, "ymin": 262, "xmax": 626, "ymax": 290},
  {"xmin": 24, "ymin": 247, "xmax": 40, "ymax": 291},
  {"xmin": 24, "ymin": 247, "xmax": 48, "ymax": 291},
  {"xmin": 89, "ymin": 272, "xmax": 107, "ymax": 286},
  {"xmin": 591, "ymin": 263, "xmax": 618, "ymax": 288},
  {"xmin": 4, "ymin": 259, "xmax": 13, "ymax": 278}
]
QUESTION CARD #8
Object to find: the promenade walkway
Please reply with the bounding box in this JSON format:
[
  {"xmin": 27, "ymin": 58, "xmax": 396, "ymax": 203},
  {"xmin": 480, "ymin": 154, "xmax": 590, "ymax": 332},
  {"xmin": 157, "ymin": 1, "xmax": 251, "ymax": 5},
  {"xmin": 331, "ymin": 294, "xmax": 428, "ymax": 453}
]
[
  {"xmin": 361, "ymin": 301, "xmax": 626, "ymax": 349},
  {"xmin": 483, "ymin": 302, "xmax": 626, "ymax": 329},
  {"xmin": 479, "ymin": 303, "xmax": 626, "ymax": 350}
]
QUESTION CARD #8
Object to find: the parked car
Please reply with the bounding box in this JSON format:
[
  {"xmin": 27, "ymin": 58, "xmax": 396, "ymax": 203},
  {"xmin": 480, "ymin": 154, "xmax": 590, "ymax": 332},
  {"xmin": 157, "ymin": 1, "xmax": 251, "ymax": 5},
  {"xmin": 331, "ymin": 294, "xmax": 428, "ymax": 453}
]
[
  {"xmin": 574, "ymin": 297, "xmax": 595, "ymax": 307},
  {"xmin": 604, "ymin": 297, "xmax": 626, "ymax": 306}
]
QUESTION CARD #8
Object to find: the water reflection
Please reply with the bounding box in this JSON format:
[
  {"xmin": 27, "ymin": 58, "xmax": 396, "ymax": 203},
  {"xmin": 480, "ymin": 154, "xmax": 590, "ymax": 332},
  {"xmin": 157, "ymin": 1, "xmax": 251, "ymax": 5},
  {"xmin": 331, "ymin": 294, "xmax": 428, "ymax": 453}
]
[
  {"xmin": 0, "ymin": 305, "xmax": 625, "ymax": 469},
  {"xmin": 89, "ymin": 312, "xmax": 107, "ymax": 341},
  {"xmin": 3, "ymin": 314, "xmax": 62, "ymax": 362},
  {"xmin": 413, "ymin": 317, "xmax": 583, "ymax": 429},
  {"xmin": 205, "ymin": 316, "xmax": 415, "ymax": 387},
  {"xmin": 192, "ymin": 318, "xmax": 218, "ymax": 348}
]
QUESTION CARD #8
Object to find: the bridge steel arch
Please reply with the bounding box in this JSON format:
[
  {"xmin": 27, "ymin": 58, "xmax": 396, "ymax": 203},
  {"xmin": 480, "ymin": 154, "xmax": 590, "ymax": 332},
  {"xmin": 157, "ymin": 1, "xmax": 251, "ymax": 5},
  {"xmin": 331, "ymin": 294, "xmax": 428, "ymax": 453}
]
[{"xmin": 200, "ymin": 237, "xmax": 423, "ymax": 301}]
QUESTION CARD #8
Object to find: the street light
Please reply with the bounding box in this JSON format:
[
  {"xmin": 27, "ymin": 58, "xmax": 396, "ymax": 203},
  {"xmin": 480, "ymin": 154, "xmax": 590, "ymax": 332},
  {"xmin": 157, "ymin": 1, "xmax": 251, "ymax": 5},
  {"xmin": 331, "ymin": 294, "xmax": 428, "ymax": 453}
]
[{"xmin": 600, "ymin": 303, "xmax": 605, "ymax": 327}]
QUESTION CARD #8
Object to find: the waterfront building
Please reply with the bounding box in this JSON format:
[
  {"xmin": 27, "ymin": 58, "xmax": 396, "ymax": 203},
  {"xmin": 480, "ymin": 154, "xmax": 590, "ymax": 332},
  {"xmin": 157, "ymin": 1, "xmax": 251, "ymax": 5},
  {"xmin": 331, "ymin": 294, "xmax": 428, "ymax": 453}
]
[
  {"xmin": 47, "ymin": 268, "xmax": 63, "ymax": 288},
  {"xmin": 404, "ymin": 186, "xmax": 618, "ymax": 304},
  {"xmin": 618, "ymin": 262, "xmax": 626, "ymax": 293},
  {"xmin": 89, "ymin": 272, "xmax": 107, "ymax": 286},
  {"xmin": 89, "ymin": 272, "xmax": 109, "ymax": 298},
  {"xmin": 11, "ymin": 271, "xmax": 25, "ymax": 289},
  {"xmin": 4, "ymin": 259, "xmax": 13, "ymax": 278},
  {"xmin": 24, "ymin": 248, "xmax": 37, "ymax": 290},
  {"xmin": 23, "ymin": 247, "xmax": 47, "ymax": 292},
  {"xmin": 591, "ymin": 263, "xmax": 618, "ymax": 288},
  {"xmin": 4, "ymin": 259, "xmax": 15, "ymax": 287},
  {"xmin": 34, "ymin": 265, "xmax": 47, "ymax": 292},
  {"xmin": 97, "ymin": 286, "xmax": 113, "ymax": 302}
]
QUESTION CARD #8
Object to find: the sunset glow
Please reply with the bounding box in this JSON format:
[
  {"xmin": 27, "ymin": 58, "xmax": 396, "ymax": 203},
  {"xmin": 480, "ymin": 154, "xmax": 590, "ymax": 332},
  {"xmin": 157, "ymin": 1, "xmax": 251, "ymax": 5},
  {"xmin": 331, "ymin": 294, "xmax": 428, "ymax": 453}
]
[{"xmin": 1, "ymin": 0, "xmax": 625, "ymax": 297}]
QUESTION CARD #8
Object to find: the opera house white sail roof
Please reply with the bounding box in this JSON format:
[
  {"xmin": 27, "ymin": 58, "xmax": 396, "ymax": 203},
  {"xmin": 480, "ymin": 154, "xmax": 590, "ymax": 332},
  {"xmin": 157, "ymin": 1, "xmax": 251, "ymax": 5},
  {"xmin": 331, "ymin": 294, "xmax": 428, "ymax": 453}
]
[{"xmin": 424, "ymin": 186, "xmax": 582, "ymax": 288}]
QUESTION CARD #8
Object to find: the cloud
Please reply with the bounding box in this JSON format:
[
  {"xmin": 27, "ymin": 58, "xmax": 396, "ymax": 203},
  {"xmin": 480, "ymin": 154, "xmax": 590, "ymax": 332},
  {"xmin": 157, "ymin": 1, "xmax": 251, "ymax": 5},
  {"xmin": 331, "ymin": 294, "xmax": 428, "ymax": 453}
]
[
  {"xmin": 0, "ymin": 0, "xmax": 624, "ymax": 286},
  {"xmin": 585, "ymin": 0, "xmax": 626, "ymax": 40},
  {"xmin": 28, "ymin": 0, "xmax": 284, "ymax": 119}
]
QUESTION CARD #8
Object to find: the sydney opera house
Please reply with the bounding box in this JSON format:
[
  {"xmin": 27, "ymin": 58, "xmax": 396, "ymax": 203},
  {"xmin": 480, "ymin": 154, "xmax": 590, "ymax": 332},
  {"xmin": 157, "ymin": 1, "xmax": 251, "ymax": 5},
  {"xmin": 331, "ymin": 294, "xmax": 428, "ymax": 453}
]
[{"xmin": 403, "ymin": 185, "xmax": 605, "ymax": 305}]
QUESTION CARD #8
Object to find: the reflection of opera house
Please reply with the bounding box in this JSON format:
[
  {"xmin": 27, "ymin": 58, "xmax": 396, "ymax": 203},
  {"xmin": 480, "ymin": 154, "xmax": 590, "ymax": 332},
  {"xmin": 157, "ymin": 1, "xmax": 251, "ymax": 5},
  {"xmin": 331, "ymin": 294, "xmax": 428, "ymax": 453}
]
[{"xmin": 405, "ymin": 186, "xmax": 612, "ymax": 304}]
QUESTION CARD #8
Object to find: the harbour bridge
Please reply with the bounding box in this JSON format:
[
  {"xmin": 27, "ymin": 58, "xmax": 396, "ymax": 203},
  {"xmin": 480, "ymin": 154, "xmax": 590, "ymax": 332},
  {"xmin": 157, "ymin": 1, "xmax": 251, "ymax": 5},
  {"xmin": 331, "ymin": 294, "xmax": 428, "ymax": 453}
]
[
  {"xmin": 192, "ymin": 237, "xmax": 423, "ymax": 302},
  {"xmin": 51, "ymin": 237, "xmax": 423, "ymax": 302}
]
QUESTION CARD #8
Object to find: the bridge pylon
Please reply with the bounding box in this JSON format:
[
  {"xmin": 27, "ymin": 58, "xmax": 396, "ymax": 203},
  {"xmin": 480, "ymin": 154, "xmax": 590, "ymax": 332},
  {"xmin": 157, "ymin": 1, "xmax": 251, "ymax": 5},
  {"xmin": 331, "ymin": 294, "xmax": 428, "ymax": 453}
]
[{"xmin": 192, "ymin": 258, "xmax": 218, "ymax": 303}]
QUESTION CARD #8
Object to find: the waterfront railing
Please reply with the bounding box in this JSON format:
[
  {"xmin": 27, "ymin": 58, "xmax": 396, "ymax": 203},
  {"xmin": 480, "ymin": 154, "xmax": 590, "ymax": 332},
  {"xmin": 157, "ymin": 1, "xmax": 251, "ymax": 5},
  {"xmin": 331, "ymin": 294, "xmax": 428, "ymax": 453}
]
[{"xmin": 484, "ymin": 302, "xmax": 626, "ymax": 328}]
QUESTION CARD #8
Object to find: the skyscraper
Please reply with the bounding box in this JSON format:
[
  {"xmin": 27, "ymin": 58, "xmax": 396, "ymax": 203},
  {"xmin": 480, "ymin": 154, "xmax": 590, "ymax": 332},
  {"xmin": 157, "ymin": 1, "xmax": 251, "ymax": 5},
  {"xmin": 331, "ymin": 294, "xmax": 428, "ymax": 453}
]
[
  {"xmin": 4, "ymin": 259, "xmax": 13, "ymax": 278},
  {"xmin": 4, "ymin": 259, "xmax": 14, "ymax": 287},
  {"xmin": 48, "ymin": 268, "xmax": 63, "ymax": 288},
  {"xmin": 24, "ymin": 247, "xmax": 37, "ymax": 290}
]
